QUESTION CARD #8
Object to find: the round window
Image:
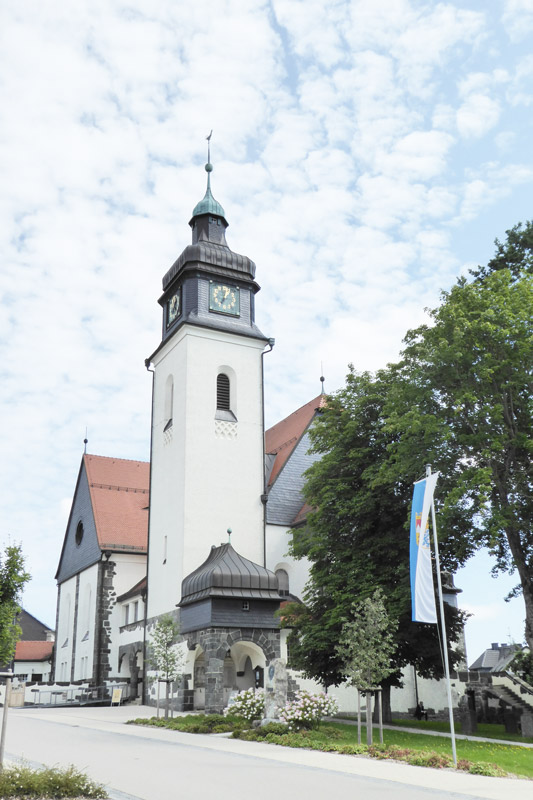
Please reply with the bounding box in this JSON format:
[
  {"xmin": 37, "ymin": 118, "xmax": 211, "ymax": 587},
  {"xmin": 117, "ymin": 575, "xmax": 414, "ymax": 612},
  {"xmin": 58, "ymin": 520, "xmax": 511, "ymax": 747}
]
[{"xmin": 75, "ymin": 521, "xmax": 84, "ymax": 546}]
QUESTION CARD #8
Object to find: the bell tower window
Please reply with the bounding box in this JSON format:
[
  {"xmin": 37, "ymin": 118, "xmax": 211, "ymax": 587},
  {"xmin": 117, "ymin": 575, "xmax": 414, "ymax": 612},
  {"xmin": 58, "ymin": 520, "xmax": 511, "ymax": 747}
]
[
  {"xmin": 217, "ymin": 374, "xmax": 230, "ymax": 410},
  {"xmin": 215, "ymin": 372, "xmax": 237, "ymax": 422}
]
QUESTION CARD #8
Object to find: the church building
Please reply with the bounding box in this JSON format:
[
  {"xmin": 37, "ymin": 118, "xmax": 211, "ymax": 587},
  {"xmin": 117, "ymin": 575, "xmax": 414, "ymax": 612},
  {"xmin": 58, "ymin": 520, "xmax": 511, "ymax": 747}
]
[
  {"xmin": 53, "ymin": 156, "xmax": 465, "ymax": 716},
  {"xmin": 53, "ymin": 155, "xmax": 327, "ymax": 711}
]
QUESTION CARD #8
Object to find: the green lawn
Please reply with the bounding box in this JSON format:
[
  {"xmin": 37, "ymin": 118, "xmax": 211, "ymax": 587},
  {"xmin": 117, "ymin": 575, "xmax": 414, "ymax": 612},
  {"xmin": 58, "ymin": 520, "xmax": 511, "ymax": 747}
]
[
  {"xmin": 388, "ymin": 718, "xmax": 533, "ymax": 745},
  {"xmin": 327, "ymin": 721, "xmax": 533, "ymax": 778},
  {"xmin": 130, "ymin": 715, "xmax": 533, "ymax": 779}
]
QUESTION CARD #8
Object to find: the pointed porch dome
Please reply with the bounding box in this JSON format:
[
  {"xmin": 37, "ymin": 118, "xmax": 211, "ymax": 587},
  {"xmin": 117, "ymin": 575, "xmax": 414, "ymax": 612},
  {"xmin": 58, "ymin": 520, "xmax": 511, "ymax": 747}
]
[{"xmin": 180, "ymin": 542, "xmax": 280, "ymax": 606}]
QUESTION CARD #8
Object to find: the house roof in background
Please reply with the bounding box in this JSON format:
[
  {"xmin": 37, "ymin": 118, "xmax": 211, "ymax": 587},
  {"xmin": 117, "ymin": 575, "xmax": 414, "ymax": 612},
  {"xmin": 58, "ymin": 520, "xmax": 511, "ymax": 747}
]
[
  {"xmin": 265, "ymin": 395, "xmax": 325, "ymax": 487},
  {"xmin": 469, "ymin": 642, "xmax": 522, "ymax": 672},
  {"xmin": 14, "ymin": 640, "xmax": 54, "ymax": 662},
  {"xmin": 85, "ymin": 455, "xmax": 149, "ymax": 552},
  {"xmin": 18, "ymin": 609, "xmax": 54, "ymax": 641}
]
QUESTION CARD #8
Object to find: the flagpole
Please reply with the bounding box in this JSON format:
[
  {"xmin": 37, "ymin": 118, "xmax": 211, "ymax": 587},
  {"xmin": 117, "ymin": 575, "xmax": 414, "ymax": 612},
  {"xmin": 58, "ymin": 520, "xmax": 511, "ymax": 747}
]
[{"xmin": 426, "ymin": 465, "xmax": 457, "ymax": 767}]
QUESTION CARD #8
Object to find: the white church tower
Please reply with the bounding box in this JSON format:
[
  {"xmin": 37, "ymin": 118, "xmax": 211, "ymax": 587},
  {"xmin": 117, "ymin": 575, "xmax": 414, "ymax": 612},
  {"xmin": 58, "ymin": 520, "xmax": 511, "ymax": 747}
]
[{"xmin": 146, "ymin": 150, "xmax": 270, "ymax": 622}]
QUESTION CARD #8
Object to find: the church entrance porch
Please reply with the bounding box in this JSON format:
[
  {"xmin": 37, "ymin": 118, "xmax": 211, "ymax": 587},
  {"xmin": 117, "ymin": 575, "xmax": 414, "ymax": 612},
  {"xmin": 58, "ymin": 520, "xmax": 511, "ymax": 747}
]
[{"xmin": 187, "ymin": 627, "xmax": 280, "ymax": 713}]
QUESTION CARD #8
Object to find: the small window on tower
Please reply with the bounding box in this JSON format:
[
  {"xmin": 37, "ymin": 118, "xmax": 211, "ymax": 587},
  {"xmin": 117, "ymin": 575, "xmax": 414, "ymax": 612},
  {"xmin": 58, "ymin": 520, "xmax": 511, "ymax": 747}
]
[
  {"xmin": 215, "ymin": 372, "xmax": 237, "ymax": 422},
  {"xmin": 217, "ymin": 374, "xmax": 230, "ymax": 410}
]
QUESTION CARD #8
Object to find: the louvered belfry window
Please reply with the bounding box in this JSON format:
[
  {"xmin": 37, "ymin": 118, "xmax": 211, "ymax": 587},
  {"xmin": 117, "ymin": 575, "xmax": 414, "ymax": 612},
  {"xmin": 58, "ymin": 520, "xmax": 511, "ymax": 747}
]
[{"xmin": 217, "ymin": 373, "xmax": 231, "ymax": 410}]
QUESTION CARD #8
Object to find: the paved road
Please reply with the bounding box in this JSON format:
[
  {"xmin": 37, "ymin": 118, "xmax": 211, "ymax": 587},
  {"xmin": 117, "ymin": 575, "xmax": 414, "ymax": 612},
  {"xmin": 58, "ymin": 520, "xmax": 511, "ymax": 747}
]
[{"xmin": 4, "ymin": 705, "xmax": 531, "ymax": 800}]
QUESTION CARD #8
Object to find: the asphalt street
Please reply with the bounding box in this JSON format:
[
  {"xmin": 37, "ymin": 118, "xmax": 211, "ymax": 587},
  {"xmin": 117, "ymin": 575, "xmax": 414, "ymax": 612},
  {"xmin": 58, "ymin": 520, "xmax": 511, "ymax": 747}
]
[{"xmin": 4, "ymin": 705, "xmax": 531, "ymax": 800}]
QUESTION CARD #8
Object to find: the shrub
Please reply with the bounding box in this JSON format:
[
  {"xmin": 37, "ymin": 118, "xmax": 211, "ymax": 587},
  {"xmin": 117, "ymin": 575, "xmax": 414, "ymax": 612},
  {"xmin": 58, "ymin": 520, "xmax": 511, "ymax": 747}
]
[
  {"xmin": 466, "ymin": 762, "xmax": 507, "ymax": 777},
  {"xmin": 223, "ymin": 688, "xmax": 265, "ymax": 721},
  {"xmin": 278, "ymin": 691, "xmax": 339, "ymax": 730},
  {"xmin": 0, "ymin": 764, "xmax": 107, "ymax": 798}
]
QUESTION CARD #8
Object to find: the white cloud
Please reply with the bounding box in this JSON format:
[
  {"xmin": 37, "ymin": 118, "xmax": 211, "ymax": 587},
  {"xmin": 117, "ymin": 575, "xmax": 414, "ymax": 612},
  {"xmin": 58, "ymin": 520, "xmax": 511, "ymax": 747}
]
[
  {"xmin": 456, "ymin": 93, "xmax": 501, "ymax": 138},
  {"xmin": 502, "ymin": 0, "xmax": 533, "ymax": 41},
  {"xmin": 1, "ymin": 0, "xmax": 531, "ymax": 650}
]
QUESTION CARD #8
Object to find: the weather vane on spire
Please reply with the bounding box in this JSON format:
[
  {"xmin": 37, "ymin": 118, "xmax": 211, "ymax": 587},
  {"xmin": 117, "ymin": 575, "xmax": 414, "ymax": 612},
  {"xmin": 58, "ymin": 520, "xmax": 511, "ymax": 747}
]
[{"xmin": 206, "ymin": 130, "xmax": 213, "ymax": 174}]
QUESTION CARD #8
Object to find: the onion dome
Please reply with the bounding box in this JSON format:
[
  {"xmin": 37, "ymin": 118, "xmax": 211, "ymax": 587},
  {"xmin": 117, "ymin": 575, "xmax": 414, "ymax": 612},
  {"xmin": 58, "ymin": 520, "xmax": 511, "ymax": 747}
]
[
  {"xmin": 190, "ymin": 160, "xmax": 227, "ymax": 223},
  {"xmin": 180, "ymin": 543, "xmax": 280, "ymax": 606}
]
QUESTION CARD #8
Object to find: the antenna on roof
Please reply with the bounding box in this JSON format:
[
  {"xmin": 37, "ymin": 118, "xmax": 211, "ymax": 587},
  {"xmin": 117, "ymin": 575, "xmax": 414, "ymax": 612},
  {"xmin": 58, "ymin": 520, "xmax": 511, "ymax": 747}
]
[
  {"xmin": 320, "ymin": 363, "xmax": 325, "ymax": 394},
  {"xmin": 84, "ymin": 428, "xmax": 88, "ymax": 454}
]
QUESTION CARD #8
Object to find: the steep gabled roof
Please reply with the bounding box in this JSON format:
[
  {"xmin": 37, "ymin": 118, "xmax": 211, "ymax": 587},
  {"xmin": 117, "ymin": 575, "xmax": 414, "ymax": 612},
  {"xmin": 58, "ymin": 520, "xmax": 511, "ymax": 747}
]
[
  {"xmin": 14, "ymin": 641, "xmax": 54, "ymax": 662},
  {"xmin": 265, "ymin": 395, "xmax": 326, "ymax": 488},
  {"xmin": 85, "ymin": 455, "xmax": 149, "ymax": 552}
]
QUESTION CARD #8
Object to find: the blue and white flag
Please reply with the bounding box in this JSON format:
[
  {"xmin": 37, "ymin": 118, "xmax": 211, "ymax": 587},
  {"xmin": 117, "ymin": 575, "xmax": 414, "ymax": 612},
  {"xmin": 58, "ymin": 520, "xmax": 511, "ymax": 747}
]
[{"xmin": 410, "ymin": 473, "xmax": 439, "ymax": 623}]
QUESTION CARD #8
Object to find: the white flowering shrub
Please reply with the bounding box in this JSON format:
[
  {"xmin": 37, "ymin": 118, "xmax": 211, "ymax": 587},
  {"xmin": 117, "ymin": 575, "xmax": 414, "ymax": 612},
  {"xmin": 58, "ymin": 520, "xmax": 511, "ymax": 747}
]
[
  {"xmin": 223, "ymin": 688, "xmax": 265, "ymax": 721},
  {"xmin": 278, "ymin": 690, "xmax": 338, "ymax": 730}
]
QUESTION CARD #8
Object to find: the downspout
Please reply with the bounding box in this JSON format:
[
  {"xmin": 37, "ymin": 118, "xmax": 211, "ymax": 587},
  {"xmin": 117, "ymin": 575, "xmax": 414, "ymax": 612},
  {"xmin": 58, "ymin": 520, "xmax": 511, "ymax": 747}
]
[
  {"xmin": 143, "ymin": 358, "xmax": 155, "ymax": 704},
  {"xmin": 260, "ymin": 338, "xmax": 275, "ymax": 567}
]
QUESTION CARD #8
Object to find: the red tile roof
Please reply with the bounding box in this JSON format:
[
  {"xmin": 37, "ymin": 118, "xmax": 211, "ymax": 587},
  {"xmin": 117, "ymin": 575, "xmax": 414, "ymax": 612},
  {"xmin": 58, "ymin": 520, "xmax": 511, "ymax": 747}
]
[
  {"xmin": 15, "ymin": 641, "xmax": 54, "ymax": 662},
  {"xmin": 85, "ymin": 455, "xmax": 149, "ymax": 552},
  {"xmin": 265, "ymin": 395, "xmax": 326, "ymax": 487}
]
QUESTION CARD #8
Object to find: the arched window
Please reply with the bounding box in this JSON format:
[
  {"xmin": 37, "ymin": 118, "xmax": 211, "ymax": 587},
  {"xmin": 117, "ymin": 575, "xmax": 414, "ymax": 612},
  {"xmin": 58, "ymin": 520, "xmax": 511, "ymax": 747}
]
[
  {"xmin": 217, "ymin": 373, "xmax": 230, "ymax": 410},
  {"xmin": 276, "ymin": 569, "xmax": 290, "ymax": 597}
]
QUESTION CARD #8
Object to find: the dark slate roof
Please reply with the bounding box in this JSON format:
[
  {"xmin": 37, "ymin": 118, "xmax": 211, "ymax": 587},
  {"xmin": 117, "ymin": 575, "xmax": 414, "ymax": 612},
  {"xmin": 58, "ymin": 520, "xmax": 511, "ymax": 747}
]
[
  {"xmin": 18, "ymin": 609, "xmax": 54, "ymax": 641},
  {"xmin": 162, "ymin": 241, "xmax": 257, "ymax": 291},
  {"xmin": 265, "ymin": 395, "xmax": 326, "ymax": 488},
  {"xmin": 180, "ymin": 543, "xmax": 281, "ymax": 606},
  {"xmin": 469, "ymin": 643, "xmax": 522, "ymax": 672},
  {"xmin": 117, "ymin": 576, "xmax": 147, "ymax": 603}
]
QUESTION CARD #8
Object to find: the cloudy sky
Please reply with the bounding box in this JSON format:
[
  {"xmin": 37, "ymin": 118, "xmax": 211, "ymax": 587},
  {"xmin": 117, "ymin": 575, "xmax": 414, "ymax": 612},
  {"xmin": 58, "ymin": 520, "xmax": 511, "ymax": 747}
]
[{"xmin": 2, "ymin": 0, "xmax": 531, "ymax": 663}]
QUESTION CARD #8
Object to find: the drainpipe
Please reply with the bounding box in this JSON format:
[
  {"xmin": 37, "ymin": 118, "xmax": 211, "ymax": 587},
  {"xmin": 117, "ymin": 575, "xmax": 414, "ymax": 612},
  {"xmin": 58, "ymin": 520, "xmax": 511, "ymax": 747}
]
[
  {"xmin": 260, "ymin": 339, "xmax": 275, "ymax": 567},
  {"xmin": 143, "ymin": 358, "xmax": 155, "ymax": 704}
]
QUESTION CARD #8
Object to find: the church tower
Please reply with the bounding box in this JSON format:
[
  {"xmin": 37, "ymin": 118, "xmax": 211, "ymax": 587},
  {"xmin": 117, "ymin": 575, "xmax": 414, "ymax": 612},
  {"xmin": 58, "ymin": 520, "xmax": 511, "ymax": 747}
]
[{"xmin": 146, "ymin": 152, "xmax": 269, "ymax": 622}]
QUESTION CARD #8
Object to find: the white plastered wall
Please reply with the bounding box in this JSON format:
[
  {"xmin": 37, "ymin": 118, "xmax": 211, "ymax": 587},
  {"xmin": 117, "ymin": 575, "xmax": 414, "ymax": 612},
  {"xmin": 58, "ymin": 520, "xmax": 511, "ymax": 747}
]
[
  {"xmin": 148, "ymin": 324, "xmax": 266, "ymax": 619},
  {"xmin": 54, "ymin": 574, "xmax": 76, "ymax": 681},
  {"xmin": 72, "ymin": 562, "xmax": 99, "ymax": 681},
  {"xmin": 266, "ymin": 523, "xmax": 310, "ymax": 600},
  {"xmin": 107, "ymin": 553, "xmax": 147, "ymax": 678}
]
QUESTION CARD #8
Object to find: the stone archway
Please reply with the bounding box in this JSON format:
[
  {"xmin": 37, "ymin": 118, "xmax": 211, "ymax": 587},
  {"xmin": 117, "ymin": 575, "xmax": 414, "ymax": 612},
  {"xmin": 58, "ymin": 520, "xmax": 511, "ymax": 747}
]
[
  {"xmin": 118, "ymin": 641, "xmax": 143, "ymax": 700},
  {"xmin": 186, "ymin": 627, "xmax": 280, "ymax": 713}
]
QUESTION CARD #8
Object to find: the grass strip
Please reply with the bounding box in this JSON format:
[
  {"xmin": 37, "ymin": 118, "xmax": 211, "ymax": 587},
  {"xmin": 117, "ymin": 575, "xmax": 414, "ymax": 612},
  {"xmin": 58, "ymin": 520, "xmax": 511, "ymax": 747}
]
[{"xmin": 129, "ymin": 715, "xmax": 533, "ymax": 779}]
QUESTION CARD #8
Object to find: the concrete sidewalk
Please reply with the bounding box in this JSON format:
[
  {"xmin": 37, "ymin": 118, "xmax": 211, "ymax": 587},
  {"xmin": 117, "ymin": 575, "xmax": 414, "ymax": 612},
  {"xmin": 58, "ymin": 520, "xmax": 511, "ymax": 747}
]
[{"xmin": 6, "ymin": 704, "xmax": 532, "ymax": 800}]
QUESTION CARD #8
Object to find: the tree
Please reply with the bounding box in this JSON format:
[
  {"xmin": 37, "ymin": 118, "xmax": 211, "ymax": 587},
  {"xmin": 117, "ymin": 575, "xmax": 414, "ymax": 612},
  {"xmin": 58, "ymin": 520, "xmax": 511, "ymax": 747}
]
[
  {"xmin": 336, "ymin": 589, "xmax": 397, "ymax": 691},
  {"xmin": 0, "ymin": 545, "xmax": 30, "ymax": 666},
  {"xmin": 471, "ymin": 220, "xmax": 533, "ymax": 281},
  {"xmin": 386, "ymin": 266, "xmax": 533, "ymax": 649},
  {"xmin": 150, "ymin": 615, "xmax": 185, "ymax": 719},
  {"xmin": 336, "ymin": 589, "xmax": 397, "ymax": 744},
  {"xmin": 283, "ymin": 368, "xmax": 466, "ymax": 719}
]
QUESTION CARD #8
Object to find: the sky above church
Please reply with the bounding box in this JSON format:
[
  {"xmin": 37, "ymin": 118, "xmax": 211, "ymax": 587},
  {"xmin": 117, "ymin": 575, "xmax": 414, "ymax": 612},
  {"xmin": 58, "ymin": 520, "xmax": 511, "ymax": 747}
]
[{"xmin": 1, "ymin": 0, "xmax": 531, "ymax": 663}]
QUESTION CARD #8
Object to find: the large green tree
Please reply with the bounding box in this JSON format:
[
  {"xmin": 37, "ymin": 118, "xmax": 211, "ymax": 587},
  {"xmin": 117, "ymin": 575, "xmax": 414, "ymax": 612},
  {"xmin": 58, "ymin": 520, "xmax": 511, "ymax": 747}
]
[
  {"xmin": 386, "ymin": 262, "xmax": 533, "ymax": 648},
  {"xmin": 0, "ymin": 544, "xmax": 30, "ymax": 666},
  {"xmin": 284, "ymin": 368, "xmax": 466, "ymax": 718}
]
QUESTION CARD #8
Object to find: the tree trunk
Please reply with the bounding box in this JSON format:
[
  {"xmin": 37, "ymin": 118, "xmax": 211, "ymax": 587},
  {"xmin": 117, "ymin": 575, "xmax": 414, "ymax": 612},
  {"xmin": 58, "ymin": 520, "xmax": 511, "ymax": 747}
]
[
  {"xmin": 365, "ymin": 691, "xmax": 373, "ymax": 745},
  {"xmin": 381, "ymin": 684, "xmax": 392, "ymax": 723},
  {"xmin": 165, "ymin": 680, "xmax": 169, "ymax": 720}
]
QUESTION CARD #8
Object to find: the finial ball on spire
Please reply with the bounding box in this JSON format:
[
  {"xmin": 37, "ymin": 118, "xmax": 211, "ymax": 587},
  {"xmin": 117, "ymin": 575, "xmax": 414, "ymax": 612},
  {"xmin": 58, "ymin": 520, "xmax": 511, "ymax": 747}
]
[{"xmin": 205, "ymin": 162, "xmax": 213, "ymax": 172}]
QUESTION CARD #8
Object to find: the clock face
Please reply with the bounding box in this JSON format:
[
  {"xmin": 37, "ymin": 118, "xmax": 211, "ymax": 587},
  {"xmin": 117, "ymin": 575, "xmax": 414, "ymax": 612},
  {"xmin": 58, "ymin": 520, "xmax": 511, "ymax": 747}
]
[
  {"xmin": 209, "ymin": 283, "xmax": 240, "ymax": 316},
  {"xmin": 166, "ymin": 289, "xmax": 181, "ymax": 327}
]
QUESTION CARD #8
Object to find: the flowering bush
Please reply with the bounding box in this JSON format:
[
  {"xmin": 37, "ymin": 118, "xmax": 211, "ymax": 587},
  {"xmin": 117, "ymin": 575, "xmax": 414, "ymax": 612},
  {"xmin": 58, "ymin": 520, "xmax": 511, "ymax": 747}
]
[
  {"xmin": 224, "ymin": 688, "xmax": 265, "ymax": 721},
  {"xmin": 278, "ymin": 690, "xmax": 338, "ymax": 730}
]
